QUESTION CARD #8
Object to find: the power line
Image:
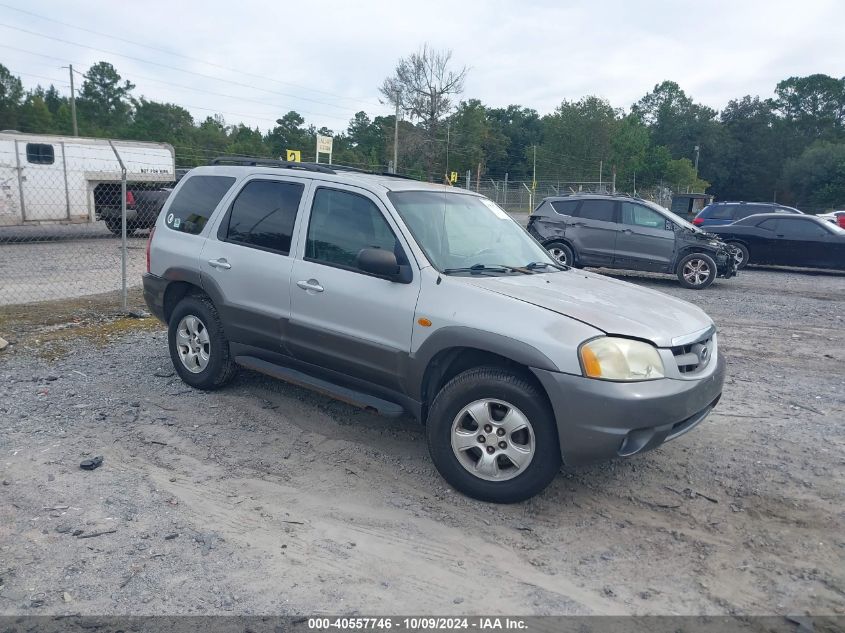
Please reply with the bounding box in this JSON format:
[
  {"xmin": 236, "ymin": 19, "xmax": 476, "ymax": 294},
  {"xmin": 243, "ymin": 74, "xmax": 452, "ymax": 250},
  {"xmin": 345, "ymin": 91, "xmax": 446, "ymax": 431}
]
[
  {"xmin": 0, "ymin": 2, "xmax": 385, "ymax": 110},
  {"xmin": 0, "ymin": 22, "xmax": 389, "ymax": 116}
]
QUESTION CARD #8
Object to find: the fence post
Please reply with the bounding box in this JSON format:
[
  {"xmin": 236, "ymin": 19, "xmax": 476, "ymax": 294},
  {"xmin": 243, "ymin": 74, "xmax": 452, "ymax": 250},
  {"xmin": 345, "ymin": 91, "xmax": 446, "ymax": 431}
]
[
  {"xmin": 108, "ymin": 140, "xmax": 128, "ymax": 311},
  {"xmin": 503, "ymin": 173, "xmax": 508, "ymax": 208}
]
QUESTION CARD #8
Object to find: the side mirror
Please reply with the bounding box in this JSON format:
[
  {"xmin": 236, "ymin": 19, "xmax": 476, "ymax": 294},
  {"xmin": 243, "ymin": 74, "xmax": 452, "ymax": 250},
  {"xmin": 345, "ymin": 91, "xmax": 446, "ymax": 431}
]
[
  {"xmin": 665, "ymin": 219, "xmax": 676, "ymax": 232},
  {"xmin": 357, "ymin": 247, "xmax": 400, "ymax": 279}
]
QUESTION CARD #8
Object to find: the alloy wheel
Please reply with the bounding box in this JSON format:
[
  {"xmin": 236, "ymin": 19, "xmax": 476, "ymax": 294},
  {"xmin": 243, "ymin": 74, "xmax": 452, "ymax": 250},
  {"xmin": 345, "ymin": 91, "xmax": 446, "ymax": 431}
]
[
  {"xmin": 450, "ymin": 398, "xmax": 535, "ymax": 481},
  {"xmin": 175, "ymin": 315, "xmax": 211, "ymax": 373}
]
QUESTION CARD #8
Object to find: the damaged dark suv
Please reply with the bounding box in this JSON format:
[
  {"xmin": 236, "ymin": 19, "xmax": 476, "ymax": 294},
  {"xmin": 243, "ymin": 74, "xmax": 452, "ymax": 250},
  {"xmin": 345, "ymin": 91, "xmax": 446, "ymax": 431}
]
[{"xmin": 527, "ymin": 194, "xmax": 738, "ymax": 289}]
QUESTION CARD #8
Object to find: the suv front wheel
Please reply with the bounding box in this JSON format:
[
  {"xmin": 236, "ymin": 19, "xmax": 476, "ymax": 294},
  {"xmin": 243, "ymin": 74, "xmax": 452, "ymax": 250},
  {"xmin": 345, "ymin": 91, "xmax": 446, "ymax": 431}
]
[
  {"xmin": 676, "ymin": 253, "xmax": 717, "ymax": 289},
  {"xmin": 426, "ymin": 367, "xmax": 561, "ymax": 503},
  {"xmin": 168, "ymin": 295, "xmax": 236, "ymax": 390}
]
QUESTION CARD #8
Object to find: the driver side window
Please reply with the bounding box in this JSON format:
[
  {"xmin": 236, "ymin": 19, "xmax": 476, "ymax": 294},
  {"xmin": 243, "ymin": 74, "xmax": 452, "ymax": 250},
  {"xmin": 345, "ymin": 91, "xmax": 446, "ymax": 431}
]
[{"xmin": 621, "ymin": 202, "xmax": 667, "ymax": 229}]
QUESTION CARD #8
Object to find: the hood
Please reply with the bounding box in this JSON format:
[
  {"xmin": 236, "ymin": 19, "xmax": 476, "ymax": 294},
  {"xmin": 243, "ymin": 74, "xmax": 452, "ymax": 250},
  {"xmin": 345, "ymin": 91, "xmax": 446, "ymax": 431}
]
[{"xmin": 462, "ymin": 269, "xmax": 714, "ymax": 347}]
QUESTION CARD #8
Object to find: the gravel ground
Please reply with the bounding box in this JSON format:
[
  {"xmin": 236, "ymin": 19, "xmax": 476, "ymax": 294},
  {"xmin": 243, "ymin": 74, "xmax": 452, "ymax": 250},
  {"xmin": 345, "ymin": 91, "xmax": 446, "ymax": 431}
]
[{"xmin": 0, "ymin": 267, "xmax": 843, "ymax": 616}]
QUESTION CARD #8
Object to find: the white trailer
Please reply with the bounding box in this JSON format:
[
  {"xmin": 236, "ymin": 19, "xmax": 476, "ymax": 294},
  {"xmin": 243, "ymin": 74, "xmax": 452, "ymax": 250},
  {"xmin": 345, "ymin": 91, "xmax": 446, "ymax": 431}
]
[{"xmin": 0, "ymin": 131, "xmax": 175, "ymax": 226}]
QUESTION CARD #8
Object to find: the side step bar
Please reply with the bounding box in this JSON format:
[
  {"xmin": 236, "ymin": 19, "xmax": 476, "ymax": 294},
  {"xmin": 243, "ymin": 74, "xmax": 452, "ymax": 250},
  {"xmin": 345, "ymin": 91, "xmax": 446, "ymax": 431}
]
[{"xmin": 234, "ymin": 355, "xmax": 405, "ymax": 418}]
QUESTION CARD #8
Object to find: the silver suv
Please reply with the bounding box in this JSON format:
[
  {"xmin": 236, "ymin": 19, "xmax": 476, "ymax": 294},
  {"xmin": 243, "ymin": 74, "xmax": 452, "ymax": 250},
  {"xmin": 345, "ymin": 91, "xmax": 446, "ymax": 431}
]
[{"xmin": 143, "ymin": 158, "xmax": 725, "ymax": 503}]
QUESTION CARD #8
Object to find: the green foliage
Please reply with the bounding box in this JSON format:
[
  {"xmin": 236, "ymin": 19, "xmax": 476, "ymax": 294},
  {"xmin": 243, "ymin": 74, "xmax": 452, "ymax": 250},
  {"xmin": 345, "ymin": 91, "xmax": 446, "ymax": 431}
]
[
  {"xmin": 1, "ymin": 59, "xmax": 843, "ymax": 209},
  {"xmin": 782, "ymin": 142, "xmax": 845, "ymax": 209}
]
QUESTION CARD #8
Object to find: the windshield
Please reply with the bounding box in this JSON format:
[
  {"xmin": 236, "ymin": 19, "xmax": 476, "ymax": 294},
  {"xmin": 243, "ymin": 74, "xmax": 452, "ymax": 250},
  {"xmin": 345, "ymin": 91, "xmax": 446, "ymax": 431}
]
[{"xmin": 388, "ymin": 190, "xmax": 556, "ymax": 272}]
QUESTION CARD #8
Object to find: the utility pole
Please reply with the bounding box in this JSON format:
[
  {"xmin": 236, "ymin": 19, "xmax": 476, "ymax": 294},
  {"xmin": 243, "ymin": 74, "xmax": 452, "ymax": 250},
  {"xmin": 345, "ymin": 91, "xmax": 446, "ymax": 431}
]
[
  {"xmin": 445, "ymin": 120, "xmax": 450, "ymax": 177},
  {"xmin": 599, "ymin": 160, "xmax": 603, "ymax": 189},
  {"xmin": 392, "ymin": 99, "xmax": 399, "ymax": 173},
  {"xmin": 532, "ymin": 145, "xmax": 537, "ymax": 189},
  {"xmin": 65, "ymin": 64, "xmax": 79, "ymax": 136},
  {"xmin": 694, "ymin": 144, "xmax": 700, "ymax": 173}
]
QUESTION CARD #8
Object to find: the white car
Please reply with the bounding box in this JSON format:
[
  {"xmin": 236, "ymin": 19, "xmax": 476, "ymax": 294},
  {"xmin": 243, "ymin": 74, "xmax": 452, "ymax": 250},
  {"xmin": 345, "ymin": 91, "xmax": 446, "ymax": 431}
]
[{"xmin": 818, "ymin": 210, "xmax": 845, "ymax": 229}]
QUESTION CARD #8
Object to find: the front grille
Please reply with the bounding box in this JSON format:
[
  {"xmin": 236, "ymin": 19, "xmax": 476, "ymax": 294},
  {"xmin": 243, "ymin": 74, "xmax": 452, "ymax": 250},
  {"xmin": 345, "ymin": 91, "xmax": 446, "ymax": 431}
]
[{"xmin": 670, "ymin": 335, "xmax": 714, "ymax": 375}]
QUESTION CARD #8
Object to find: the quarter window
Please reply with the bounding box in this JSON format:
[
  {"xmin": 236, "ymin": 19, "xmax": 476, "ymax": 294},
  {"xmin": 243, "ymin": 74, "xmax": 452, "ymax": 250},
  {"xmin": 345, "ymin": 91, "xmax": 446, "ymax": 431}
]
[
  {"xmin": 222, "ymin": 180, "xmax": 304, "ymax": 254},
  {"xmin": 305, "ymin": 188, "xmax": 401, "ymax": 271},
  {"xmin": 577, "ymin": 200, "xmax": 616, "ymax": 222},
  {"xmin": 26, "ymin": 143, "xmax": 54, "ymax": 164},
  {"xmin": 551, "ymin": 200, "xmax": 579, "ymax": 216},
  {"xmin": 621, "ymin": 202, "xmax": 666, "ymax": 228},
  {"xmin": 165, "ymin": 175, "xmax": 235, "ymax": 235}
]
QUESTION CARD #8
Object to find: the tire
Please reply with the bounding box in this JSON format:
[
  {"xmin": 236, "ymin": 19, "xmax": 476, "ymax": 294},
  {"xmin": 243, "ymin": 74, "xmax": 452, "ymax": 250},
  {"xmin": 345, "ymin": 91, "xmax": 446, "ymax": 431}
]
[
  {"xmin": 676, "ymin": 252, "xmax": 717, "ymax": 290},
  {"xmin": 168, "ymin": 294, "xmax": 236, "ymax": 390},
  {"xmin": 426, "ymin": 367, "xmax": 561, "ymax": 503},
  {"xmin": 545, "ymin": 241, "xmax": 574, "ymax": 267},
  {"xmin": 729, "ymin": 242, "xmax": 749, "ymax": 270},
  {"xmin": 104, "ymin": 218, "xmax": 136, "ymax": 236}
]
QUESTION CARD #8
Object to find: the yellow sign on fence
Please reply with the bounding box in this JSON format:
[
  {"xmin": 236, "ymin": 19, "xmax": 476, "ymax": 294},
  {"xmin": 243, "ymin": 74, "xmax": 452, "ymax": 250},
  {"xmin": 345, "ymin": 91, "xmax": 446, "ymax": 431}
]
[
  {"xmin": 286, "ymin": 150, "xmax": 301, "ymax": 162},
  {"xmin": 449, "ymin": 171, "xmax": 458, "ymax": 183}
]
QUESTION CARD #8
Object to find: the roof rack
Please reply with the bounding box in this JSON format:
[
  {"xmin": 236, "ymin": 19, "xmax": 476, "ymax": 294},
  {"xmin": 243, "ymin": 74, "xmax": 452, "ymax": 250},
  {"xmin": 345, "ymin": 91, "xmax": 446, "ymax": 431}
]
[
  {"xmin": 209, "ymin": 156, "xmax": 420, "ymax": 181},
  {"xmin": 210, "ymin": 156, "xmax": 336, "ymax": 173}
]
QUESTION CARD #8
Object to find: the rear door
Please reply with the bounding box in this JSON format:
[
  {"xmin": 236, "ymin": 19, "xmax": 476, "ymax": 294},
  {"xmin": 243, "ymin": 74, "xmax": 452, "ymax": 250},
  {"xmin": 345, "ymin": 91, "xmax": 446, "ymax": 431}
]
[
  {"xmin": 613, "ymin": 201, "xmax": 676, "ymax": 272},
  {"xmin": 566, "ymin": 199, "xmax": 618, "ymax": 266},
  {"xmin": 287, "ymin": 184, "xmax": 420, "ymax": 391},
  {"xmin": 200, "ymin": 176, "xmax": 309, "ymax": 355}
]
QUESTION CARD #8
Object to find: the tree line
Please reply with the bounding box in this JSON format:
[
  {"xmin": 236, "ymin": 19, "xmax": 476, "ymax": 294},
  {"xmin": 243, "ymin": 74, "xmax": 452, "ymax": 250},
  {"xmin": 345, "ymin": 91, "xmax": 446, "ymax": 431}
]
[{"xmin": 0, "ymin": 57, "xmax": 843, "ymax": 210}]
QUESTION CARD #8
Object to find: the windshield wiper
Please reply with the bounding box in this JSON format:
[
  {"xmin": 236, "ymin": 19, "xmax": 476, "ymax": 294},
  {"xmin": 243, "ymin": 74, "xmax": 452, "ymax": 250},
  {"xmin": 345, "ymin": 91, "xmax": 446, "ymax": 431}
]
[
  {"xmin": 525, "ymin": 261, "xmax": 566, "ymax": 271},
  {"xmin": 442, "ymin": 263, "xmax": 511, "ymax": 275}
]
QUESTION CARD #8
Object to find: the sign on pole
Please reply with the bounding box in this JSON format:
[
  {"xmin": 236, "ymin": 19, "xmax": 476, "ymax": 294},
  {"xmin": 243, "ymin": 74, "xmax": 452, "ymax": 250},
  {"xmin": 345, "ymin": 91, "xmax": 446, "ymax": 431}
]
[
  {"xmin": 316, "ymin": 135, "xmax": 333, "ymax": 164},
  {"xmin": 449, "ymin": 171, "xmax": 458, "ymax": 184},
  {"xmin": 286, "ymin": 150, "xmax": 301, "ymax": 162}
]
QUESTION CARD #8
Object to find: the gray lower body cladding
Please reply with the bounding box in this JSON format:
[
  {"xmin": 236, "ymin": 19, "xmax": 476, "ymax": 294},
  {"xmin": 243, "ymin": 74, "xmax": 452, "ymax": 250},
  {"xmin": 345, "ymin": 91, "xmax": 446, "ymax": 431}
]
[{"xmin": 532, "ymin": 354, "xmax": 725, "ymax": 466}]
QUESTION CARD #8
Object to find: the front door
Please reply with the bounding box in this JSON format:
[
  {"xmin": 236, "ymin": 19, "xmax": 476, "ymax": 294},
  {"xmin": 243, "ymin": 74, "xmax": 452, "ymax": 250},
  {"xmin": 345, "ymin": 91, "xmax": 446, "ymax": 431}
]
[
  {"xmin": 200, "ymin": 176, "xmax": 309, "ymax": 355},
  {"xmin": 566, "ymin": 198, "xmax": 618, "ymax": 266},
  {"xmin": 287, "ymin": 185, "xmax": 420, "ymax": 391},
  {"xmin": 613, "ymin": 201, "xmax": 676, "ymax": 272},
  {"xmin": 772, "ymin": 217, "xmax": 837, "ymax": 267}
]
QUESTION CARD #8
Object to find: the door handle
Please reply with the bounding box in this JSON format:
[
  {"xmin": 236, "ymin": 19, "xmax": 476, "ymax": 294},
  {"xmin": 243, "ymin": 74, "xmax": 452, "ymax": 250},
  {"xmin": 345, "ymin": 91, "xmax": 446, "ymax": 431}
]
[
  {"xmin": 297, "ymin": 279, "xmax": 324, "ymax": 293},
  {"xmin": 207, "ymin": 258, "xmax": 231, "ymax": 270},
  {"xmin": 570, "ymin": 222, "xmax": 584, "ymax": 227},
  {"xmin": 621, "ymin": 228, "xmax": 633, "ymax": 234}
]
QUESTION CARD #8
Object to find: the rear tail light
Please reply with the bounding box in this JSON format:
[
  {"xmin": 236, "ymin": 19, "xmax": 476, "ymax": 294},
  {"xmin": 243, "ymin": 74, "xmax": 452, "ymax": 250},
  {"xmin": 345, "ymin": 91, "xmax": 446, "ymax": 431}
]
[
  {"xmin": 126, "ymin": 190, "xmax": 136, "ymax": 206},
  {"xmin": 146, "ymin": 226, "xmax": 155, "ymax": 273},
  {"xmin": 838, "ymin": 216, "xmax": 845, "ymax": 229},
  {"xmin": 692, "ymin": 217, "xmax": 704, "ymax": 226}
]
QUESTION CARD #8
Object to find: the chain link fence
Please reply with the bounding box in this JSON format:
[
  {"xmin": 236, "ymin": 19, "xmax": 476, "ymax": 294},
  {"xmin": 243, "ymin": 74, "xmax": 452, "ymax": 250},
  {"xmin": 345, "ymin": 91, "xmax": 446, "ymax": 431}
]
[{"xmin": 0, "ymin": 134, "xmax": 175, "ymax": 310}]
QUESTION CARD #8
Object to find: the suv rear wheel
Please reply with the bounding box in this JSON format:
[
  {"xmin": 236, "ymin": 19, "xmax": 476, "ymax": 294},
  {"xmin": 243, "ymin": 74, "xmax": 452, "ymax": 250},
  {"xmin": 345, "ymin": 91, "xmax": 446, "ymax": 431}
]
[
  {"xmin": 426, "ymin": 367, "xmax": 561, "ymax": 503},
  {"xmin": 546, "ymin": 241, "xmax": 574, "ymax": 267},
  {"xmin": 676, "ymin": 252, "xmax": 717, "ymax": 289},
  {"xmin": 168, "ymin": 295, "xmax": 236, "ymax": 390}
]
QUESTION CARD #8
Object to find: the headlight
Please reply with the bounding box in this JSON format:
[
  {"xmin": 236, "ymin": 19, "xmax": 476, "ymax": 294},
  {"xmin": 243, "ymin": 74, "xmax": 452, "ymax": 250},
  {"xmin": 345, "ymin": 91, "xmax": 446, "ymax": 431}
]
[{"xmin": 579, "ymin": 337, "xmax": 664, "ymax": 381}]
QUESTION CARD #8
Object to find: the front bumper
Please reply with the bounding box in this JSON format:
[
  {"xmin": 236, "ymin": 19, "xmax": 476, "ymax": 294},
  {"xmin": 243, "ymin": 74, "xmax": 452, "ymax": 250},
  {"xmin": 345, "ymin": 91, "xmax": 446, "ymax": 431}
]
[
  {"xmin": 532, "ymin": 354, "xmax": 725, "ymax": 466},
  {"xmin": 142, "ymin": 273, "xmax": 167, "ymax": 323},
  {"xmin": 715, "ymin": 248, "xmax": 738, "ymax": 279}
]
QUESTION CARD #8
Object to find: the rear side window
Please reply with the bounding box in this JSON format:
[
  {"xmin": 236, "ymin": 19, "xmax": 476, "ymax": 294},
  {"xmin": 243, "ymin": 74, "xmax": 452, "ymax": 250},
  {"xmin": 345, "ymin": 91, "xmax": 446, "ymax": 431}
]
[
  {"xmin": 758, "ymin": 218, "xmax": 779, "ymax": 231},
  {"xmin": 736, "ymin": 205, "xmax": 770, "ymax": 219},
  {"xmin": 165, "ymin": 175, "xmax": 235, "ymax": 235},
  {"xmin": 778, "ymin": 219, "xmax": 828, "ymax": 238},
  {"xmin": 306, "ymin": 188, "xmax": 399, "ymax": 271},
  {"xmin": 578, "ymin": 200, "xmax": 616, "ymax": 222},
  {"xmin": 26, "ymin": 143, "xmax": 54, "ymax": 164},
  {"xmin": 551, "ymin": 200, "xmax": 579, "ymax": 216},
  {"xmin": 221, "ymin": 180, "xmax": 304, "ymax": 254},
  {"xmin": 706, "ymin": 205, "xmax": 735, "ymax": 220}
]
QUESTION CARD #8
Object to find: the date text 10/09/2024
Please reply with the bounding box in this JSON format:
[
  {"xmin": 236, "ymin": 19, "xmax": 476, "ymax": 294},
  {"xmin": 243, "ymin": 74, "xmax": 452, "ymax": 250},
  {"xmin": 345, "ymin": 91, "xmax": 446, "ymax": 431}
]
[{"xmin": 307, "ymin": 618, "xmax": 528, "ymax": 630}]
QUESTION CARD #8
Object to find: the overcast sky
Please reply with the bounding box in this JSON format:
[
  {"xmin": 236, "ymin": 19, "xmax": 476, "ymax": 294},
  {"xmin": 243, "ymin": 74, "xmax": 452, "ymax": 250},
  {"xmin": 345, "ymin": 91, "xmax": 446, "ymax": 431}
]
[{"xmin": 1, "ymin": 0, "xmax": 843, "ymax": 133}]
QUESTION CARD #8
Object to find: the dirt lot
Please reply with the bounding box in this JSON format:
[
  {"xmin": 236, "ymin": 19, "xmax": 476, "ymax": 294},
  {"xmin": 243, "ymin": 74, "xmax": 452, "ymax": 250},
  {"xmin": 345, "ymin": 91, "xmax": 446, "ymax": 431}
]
[{"xmin": 0, "ymin": 267, "xmax": 843, "ymax": 616}]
